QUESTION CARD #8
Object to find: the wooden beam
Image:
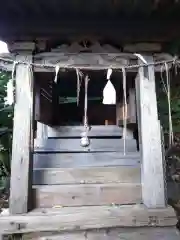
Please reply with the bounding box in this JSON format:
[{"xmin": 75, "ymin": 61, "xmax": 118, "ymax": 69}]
[
  {"xmin": 135, "ymin": 55, "xmax": 166, "ymax": 208},
  {"xmin": 129, "ymin": 88, "xmax": 136, "ymax": 123},
  {"xmin": 0, "ymin": 205, "xmax": 177, "ymax": 234},
  {"xmin": 0, "ymin": 52, "xmax": 173, "ymax": 72},
  {"xmin": 9, "ymin": 44, "xmax": 35, "ymax": 214}
]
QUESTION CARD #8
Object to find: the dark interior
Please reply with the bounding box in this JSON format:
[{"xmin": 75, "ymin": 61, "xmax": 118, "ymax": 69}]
[{"xmin": 54, "ymin": 70, "xmax": 135, "ymax": 126}]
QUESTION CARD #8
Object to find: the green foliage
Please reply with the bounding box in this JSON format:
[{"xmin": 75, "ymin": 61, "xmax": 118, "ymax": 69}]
[
  {"xmin": 156, "ymin": 71, "xmax": 180, "ymax": 134},
  {"xmin": 0, "ymin": 71, "xmax": 13, "ymax": 182}
]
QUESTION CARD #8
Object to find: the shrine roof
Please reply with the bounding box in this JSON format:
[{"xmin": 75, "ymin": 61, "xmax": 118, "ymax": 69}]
[{"xmin": 0, "ymin": 0, "xmax": 180, "ymax": 43}]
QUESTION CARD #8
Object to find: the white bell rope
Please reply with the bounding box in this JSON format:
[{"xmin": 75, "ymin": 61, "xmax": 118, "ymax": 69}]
[
  {"xmin": 160, "ymin": 63, "xmax": 174, "ymax": 146},
  {"xmin": 165, "ymin": 63, "xmax": 174, "ymax": 146},
  {"xmin": 80, "ymin": 75, "xmax": 90, "ymax": 147},
  {"xmin": 122, "ymin": 67, "xmax": 127, "ymax": 155},
  {"xmin": 76, "ymin": 69, "xmax": 83, "ymax": 106}
]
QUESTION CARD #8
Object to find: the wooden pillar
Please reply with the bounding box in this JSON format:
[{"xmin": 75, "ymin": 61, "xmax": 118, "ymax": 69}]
[
  {"xmin": 36, "ymin": 122, "xmax": 48, "ymax": 139},
  {"xmin": 135, "ymin": 55, "xmax": 166, "ymax": 208},
  {"xmin": 35, "ymin": 122, "xmax": 48, "ymax": 147},
  {"xmin": 9, "ymin": 42, "xmax": 35, "ymax": 214},
  {"xmin": 128, "ymin": 88, "xmax": 136, "ymax": 124}
]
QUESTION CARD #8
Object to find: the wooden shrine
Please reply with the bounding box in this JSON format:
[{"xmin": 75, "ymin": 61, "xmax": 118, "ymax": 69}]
[{"xmin": 0, "ymin": 0, "xmax": 180, "ymax": 239}]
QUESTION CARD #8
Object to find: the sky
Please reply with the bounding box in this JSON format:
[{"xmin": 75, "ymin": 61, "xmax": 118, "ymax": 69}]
[{"xmin": 0, "ymin": 41, "xmax": 9, "ymax": 53}]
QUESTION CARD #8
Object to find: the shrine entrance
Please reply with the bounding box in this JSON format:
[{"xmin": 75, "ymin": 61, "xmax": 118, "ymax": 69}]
[
  {"xmin": 34, "ymin": 67, "xmax": 139, "ymax": 177},
  {"xmin": 0, "ymin": 41, "xmax": 177, "ymax": 239}
]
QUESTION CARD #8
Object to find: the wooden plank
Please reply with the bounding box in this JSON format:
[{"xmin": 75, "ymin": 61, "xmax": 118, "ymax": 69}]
[
  {"xmin": 33, "ymin": 166, "xmax": 141, "ymax": 185},
  {"xmin": 33, "ymin": 183, "xmax": 142, "ymax": 207},
  {"xmin": 129, "ymin": 88, "xmax": 136, "ymax": 123},
  {"xmin": 33, "ymin": 152, "xmax": 141, "ymax": 168},
  {"xmin": 136, "ymin": 55, "xmax": 166, "ymax": 208},
  {"xmin": 34, "ymin": 138, "xmax": 137, "ymax": 152},
  {"xmin": 26, "ymin": 227, "xmax": 180, "ymax": 240},
  {"xmin": 36, "ymin": 123, "xmax": 48, "ymax": 142},
  {"xmin": 9, "ymin": 51, "xmax": 35, "ymax": 214},
  {"xmin": 47, "ymin": 125, "xmax": 129, "ymax": 138},
  {"xmin": 0, "ymin": 205, "xmax": 177, "ymax": 234}
]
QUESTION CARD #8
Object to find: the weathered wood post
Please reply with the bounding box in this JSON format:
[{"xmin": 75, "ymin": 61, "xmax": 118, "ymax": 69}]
[
  {"xmin": 135, "ymin": 55, "xmax": 166, "ymax": 208},
  {"xmin": 9, "ymin": 42, "xmax": 35, "ymax": 214},
  {"xmin": 129, "ymin": 88, "xmax": 136, "ymax": 124}
]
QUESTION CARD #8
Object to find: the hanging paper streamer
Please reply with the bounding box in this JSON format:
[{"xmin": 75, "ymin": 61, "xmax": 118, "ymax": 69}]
[
  {"xmin": 54, "ymin": 65, "xmax": 60, "ymax": 83},
  {"xmin": 5, "ymin": 78, "xmax": 14, "ymax": 105},
  {"xmin": 80, "ymin": 75, "xmax": 90, "ymax": 147},
  {"xmin": 103, "ymin": 68, "xmax": 116, "ymax": 104},
  {"xmin": 4, "ymin": 61, "xmax": 17, "ymax": 105}
]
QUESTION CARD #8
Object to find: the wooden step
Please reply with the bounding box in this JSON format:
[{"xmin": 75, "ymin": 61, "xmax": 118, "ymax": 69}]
[
  {"xmin": 33, "ymin": 183, "xmax": 142, "ymax": 207},
  {"xmin": 0, "ymin": 205, "xmax": 177, "ymax": 235},
  {"xmin": 26, "ymin": 227, "xmax": 180, "ymax": 240},
  {"xmin": 33, "ymin": 166, "xmax": 141, "ymax": 185},
  {"xmin": 34, "ymin": 138, "xmax": 137, "ymax": 152},
  {"xmin": 47, "ymin": 125, "xmax": 133, "ymax": 138},
  {"xmin": 33, "ymin": 152, "xmax": 140, "ymax": 168}
]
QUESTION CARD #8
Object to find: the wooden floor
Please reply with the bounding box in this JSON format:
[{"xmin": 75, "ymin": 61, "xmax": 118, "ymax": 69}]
[{"xmin": 25, "ymin": 227, "xmax": 180, "ymax": 240}]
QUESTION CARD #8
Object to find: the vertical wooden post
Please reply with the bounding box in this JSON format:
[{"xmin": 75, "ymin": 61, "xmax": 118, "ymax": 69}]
[
  {"xmin": 135, "ymin": 55, "xmax": 166, "ymax": 208},
  {"xmin": 36, "ymin": 122, "xmax": 48, "ymax": 139},
  {"xmin": 9, "ymin": 42, "xmax": 35, "ymax": 214},
  {"xmin": 129, "ymin": 88, "xmax": 136, "ymax": 123}
]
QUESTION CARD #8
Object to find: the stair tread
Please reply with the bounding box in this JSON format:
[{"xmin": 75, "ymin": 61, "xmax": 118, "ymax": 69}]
[
  {"xmin": 33, "ymin": 152, "xmax": 140, "ymax": 168},
  {"xmin": 34, "ymin": 138, "xmax": 137, "ymax": 152},
  {"xmin": 33, "ymin": 166, "xmax": 141, "ymax": 185},
  {"xmin": 47, "ymin": 125, "xmax": 133, "ymax": 138},
  {"xmin": 0, "ymin": 205, "xmax": 177, "ymax": 234}
]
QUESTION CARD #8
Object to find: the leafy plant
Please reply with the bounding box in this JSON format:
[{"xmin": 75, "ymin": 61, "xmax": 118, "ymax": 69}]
[
  {"xmin": 157, "ymin": 69, "xmax": 180, "ymax": 134},
  {"xmin": 0, "ymin": 71, "xmax": 13, "ymax": 189}
]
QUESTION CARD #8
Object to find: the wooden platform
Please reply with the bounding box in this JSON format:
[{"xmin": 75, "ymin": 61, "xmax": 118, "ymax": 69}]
[
  {"xmin": 0, "ymin": 205, "xmax": 178, "ymax": 235},
  {"xmin": 25, "ymin": 227, "xmax": 180, "ymax": 240}
]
